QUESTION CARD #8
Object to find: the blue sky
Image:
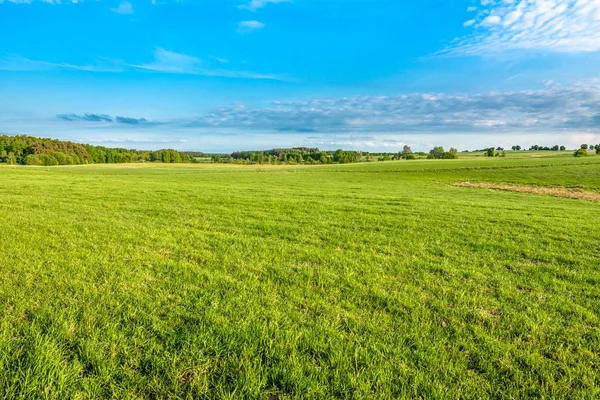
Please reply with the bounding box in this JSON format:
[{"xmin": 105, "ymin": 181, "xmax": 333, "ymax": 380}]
[{"xmin": 1, "ymin": 0, "xmax": 600, "ymax": 152}]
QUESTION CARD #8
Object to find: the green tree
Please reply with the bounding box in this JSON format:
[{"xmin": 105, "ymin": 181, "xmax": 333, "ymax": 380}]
[
  {"xmin": 428, "ymin": 146, "xmax": 446, "ymax": 159},
  {"xmin": 24, "ymin": 155, "xmax": 43, "ymax": 165},
  {"xmin": 333, "ymin": 149, "xmax": 345, "ymax": 163},
  {"xmin": 400, "ymin": 145, "xmax": 413, "ymax": 159},
  {"xmin": 446, "ymin": 147, "xmax": 458, "ymax": 159}
]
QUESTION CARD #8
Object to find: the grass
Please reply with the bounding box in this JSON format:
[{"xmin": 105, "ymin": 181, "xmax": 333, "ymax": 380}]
[{"xmin": 1, "ymin": 154, "xmax": 599, "ymax": 399}]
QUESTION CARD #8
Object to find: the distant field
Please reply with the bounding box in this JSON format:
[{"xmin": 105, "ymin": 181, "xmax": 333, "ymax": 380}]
[{"xmin": 1, "ymin": 154, "xmax": 599, "ymax": 399}]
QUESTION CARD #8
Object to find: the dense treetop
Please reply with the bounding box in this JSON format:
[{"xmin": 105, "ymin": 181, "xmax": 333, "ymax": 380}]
[{"xmin": 0, "ymin": 135, "xmax": 191, "ymax": 166}]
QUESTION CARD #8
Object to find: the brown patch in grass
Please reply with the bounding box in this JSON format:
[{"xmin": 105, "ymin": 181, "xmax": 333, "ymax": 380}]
[
  {"xmin": 480, "ymin": 307, "xmax": 502, "ymax": 318},
  {"xmin": 454, "ymin": 182, "xmax": 600, "ymax": 202}
]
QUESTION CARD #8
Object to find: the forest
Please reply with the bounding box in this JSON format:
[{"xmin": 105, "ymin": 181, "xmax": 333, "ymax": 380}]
[
  {"xmin": 0, "ymin": 135, "xmax": 191, "ymax": 166},
  {"xmin": 214, "ymin": 146, "xmax": 447, "ymax": 164}
]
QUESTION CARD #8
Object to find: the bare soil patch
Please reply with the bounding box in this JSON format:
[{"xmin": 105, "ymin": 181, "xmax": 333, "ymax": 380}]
[{"xmin": 454, "ymin": 182, "xmax": 600, "ymax": 202}]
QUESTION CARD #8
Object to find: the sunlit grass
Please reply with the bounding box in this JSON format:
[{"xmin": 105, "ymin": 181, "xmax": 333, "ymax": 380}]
[{"xmin": 1, "ymin": 155, "xmax": 599, "ymax": 398}]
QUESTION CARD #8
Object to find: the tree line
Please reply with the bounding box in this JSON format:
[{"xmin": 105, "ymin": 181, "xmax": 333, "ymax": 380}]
[
  {"xmin": 210, "ymin": 145, "xmax": 460, "ymax": 164},
  {"xmin": 0, "ymin": 135, "xmax": 192, "ymax": 166},
  {"xmin": 574, "ymin": 144, "xmax": 600, "ymax": 157},
  {"xmin": 214, "ymin": 148, "xmax": 360, "ymax": 164},
  {"xmin": 479, "ymin": 144, "xmax": 600, "ymax": 158}
]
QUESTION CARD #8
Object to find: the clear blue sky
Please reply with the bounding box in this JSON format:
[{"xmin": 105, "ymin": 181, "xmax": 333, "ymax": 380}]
[{"xmin": 1, "ymin": 0, "xmax": 599, "ymax": 151}]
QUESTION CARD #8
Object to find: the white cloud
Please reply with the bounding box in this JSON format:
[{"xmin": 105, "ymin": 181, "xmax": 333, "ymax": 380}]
[
  {"xmin": 480, "ymin": 15, "xmax": 501, "ymax": 26},
  {"xmin": 210, "ymin": 56, "xmax": 229, "ymax": 63},
  {"xmin": 181, "ymin": 82, "xmax": 600, "ymax": 133},
  {"xmin": 449, "ymin": 0, "xmax": 600, "ymax": 54},
  {"xmin": 111, "ymin": 1, "xmax": 133, "ymax": 14},
  {"xmin": 6, "ymin": 83, "xmax": 600, "ymax": 151},
  {"xmin": 130, "ymin": 47, "xmax": 288, "ymax": 80},
  {"xmin": 238, "ymin": 20, "xmax": 266, "ymax": 32},
  {"xmin": 0, "ymin": 54, "xmax": 123, "ymax": 72},
  {"xmin": 0, "ymin": 50, "xmax": 289, "ymax": 81},
  {"xmin": 132, "ymin": 48, "xmax": 203, "ymax": 74},
  {"xmin": 238, "ymin": 0, "xmax": 290, "ymax": 12}
]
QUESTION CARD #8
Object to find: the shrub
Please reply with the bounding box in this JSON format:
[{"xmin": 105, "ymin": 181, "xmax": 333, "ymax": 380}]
[
  {"xmin": 573, "ymin": 149, "xmax": 589, "ymax": 157},
  {"xmin": 40, "ymin": 154, "xmax": 59, "ymax": 166},
  {"xmin": 24, "ymin": 155, "xmax": 43, "ymax": 166}
]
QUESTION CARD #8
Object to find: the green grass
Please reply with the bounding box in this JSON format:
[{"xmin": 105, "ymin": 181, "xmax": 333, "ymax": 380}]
[{"xmin": 1, "ymin": 154, "xmax": 599, "ymax": 399}]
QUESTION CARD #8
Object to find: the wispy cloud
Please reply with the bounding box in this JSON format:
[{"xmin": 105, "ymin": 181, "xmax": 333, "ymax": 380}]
[
  {"xmin": 238, "ymin": 0, "xmax": 290, "ymax": 12},
  {"xmin": 0, "ymin": 50, "xmax": 289, "ymax": 81},
  {"xmin": 238, "ymin": 20, "xmax": 265, "ymax": 33},
  {"xmin": 57, "ymin": 113, "xmax": 147, "ymax": 124},
  {"xmin": 111, "ymin": 1, "xmax": 134, "ymax": 14},
  {"xmin": 130, "ymin": 47, "xmax": 288, "ymax": 80},
  {"xmin": 132, "ymin": 48, "xmax": 204, "ymax": 74},
  {"xmin": 447, "ymin": 0, "xmax": 600, "ymax": 54},
  {"xmin": 57, "ymin": 113, "xmax": 113, "ymax": 122},
  {"xmin": 210, "ymin": 56, "xmax": 229, "ymax": 63},
  {"xmin": 0, "ymin": 54, "xmax": 123, "ymax": 72},
  {"xmin": 115, "ymin": 116, "xmax": 147, "ymax": 124}
]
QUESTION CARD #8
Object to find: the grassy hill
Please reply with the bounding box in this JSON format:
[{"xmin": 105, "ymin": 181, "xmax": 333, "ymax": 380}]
[{"xmin": 1, "ymin": 154, "xmax": 599, "ymax": 398}]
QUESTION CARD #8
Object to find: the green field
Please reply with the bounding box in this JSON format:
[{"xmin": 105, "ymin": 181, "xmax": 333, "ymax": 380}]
[{"xmin": 1, "ymin": 154, "xmax": 599, "ymax": 399}]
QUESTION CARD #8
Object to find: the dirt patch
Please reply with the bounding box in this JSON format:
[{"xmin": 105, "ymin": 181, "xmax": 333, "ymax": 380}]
[{"xmin": 454, "ymin": 182, "xmax": 600, "ymax": 202}]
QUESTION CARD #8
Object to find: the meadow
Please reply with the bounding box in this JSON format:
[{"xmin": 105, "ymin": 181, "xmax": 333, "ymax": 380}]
[{"xmin": 0, "ymin": 152, "xmax": 599, "ymax": 399}]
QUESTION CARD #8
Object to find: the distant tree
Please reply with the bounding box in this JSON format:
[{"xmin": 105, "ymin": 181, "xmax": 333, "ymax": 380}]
[
  {"xmin": 551, "ymin": 145, "xmax": 559, "ymax": 151},
  {"xmin": 574, "ymin": 149, "xmax": 589, "ymax": 157},
  {"xmin": 581, "ymin": 144, "xmax": 589, "ymax": 150},
  {"xmin": 400, "ymin": 145, "xmax": 413, "ymax": 160},
  {"xmin": 496, "ymin": 147, "xmax": 504, "ymax": 151},
  {"xmin": 560, "ymin": 146, "xmax": 566, "ymax": 151},
  {"xmin": 427, "ymin": 146, "xmax": 458, "ymax": 160},
  {"xmin": 446, "ymin": 147, "xmax": 459, "ymax": 159},
  {"xmin": 428, "ymin": 146, "xmax": 446, "ymax": 159},
  {"xmin": 486, "ymin": 148, "xmax": 495, "ymax": 157}
]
